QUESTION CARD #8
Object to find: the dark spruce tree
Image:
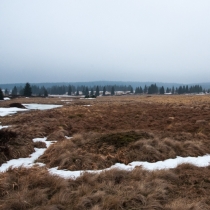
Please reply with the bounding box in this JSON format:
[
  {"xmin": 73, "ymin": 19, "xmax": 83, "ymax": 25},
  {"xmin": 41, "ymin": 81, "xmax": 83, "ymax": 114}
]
[
  {"xmin": 144, "ymin": 85, "xmax": 148, "ymax": 94},
  {"xmin": 90, "ymin": 88, "xmax": 94, "ymax": 96},
  {"xmin": 12, "ymin": 86, "xmax": 18, "ymax": 96},
  {"xmin": 130, "ymin": 86, "xmax": 133, "ymax": 93},
  {"xmin": 95, "ymin": 86, "xmax": 99, "ymax": 96},
  {"xmin": 111, "ymin": 86, "xmax": 115, "ymax": 95},
  {"xmin": 159, "ymin": 86, "xmax": 165, "ymax": 94},
  {"xmin": 82, "ymin": 86, "xmax": 86, "ymax": 95},
  {"xmin": 178, "ymin": 86, "xmax": 183, "ymax": 94},
  {"xmin": 76, "ymin": 89, "xmax": 79, "ymax": 96},
  {"xmin": 23, "ymin": 83, "xmax": 32, "ymax": 97},
  {"xmin": 85, "ymin": 87, "xmax": 89, "ymax": 97},
  {"xmin": 139, "ymin": 86, "xmax": 143, "ymax": 93},
  {"xmin": 0, "ymin": 88, "xmax": 4, "ymax": 100},
  {"xmin": 103, "ymin": 86, "xmax": 106, "ymax": 96},
  {"xmin": 44, "ymin": 89, "xmax": 48, "ymax": 97},
  {"xmin": 4, "ymin": 89, "xmax": 9, "ymax": 96},
  {"xmin": 148, "ymin": 84, "xmax": 158, "ymax": 94},
  {"xmin": 172, "ymin": 86, "xmax": 174, "ymax": 94},
  {"xmin": 68, "ymin": 85, "xmax": 72, "ymax": 95},
  {"xmin": 135, "ymin": 87, "xmax": 139, "ymax": 94},
  {"xmin": 166, "ymin": 87, "xmax": 170, "ymax": 93}
]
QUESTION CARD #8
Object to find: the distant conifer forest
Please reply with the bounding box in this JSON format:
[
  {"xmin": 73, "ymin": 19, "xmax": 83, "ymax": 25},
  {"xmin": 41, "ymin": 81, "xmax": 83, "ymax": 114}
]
[{"xmin": 0, "ymin": 82, "xmax": 209, "ymax": 98}]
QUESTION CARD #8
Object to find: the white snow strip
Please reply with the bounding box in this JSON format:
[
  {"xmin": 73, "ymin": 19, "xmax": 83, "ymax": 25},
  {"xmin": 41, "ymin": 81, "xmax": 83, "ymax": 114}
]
[
  {"xmin": 0, "ymin": 104, "xmax": 63, "ymax": 117},
  {"xmin": 0, "ymin": 137, "xmax": 54, "ymax": 172},
  {"xmin": 0, "ymin": 107, "xmax": 28, "ymax": 116},
  {"xmin": 0, "ymin": 125, "xmax": 9, "ymax": 130},
  {"xmin": 80, "ymin": 98, "xmax": 96, "ymax": 100},
  {"xmin": 61, "ymin": 100, "xmax": 72, "ymax": 102},
  {"xmin": 23, "ymin": 104, "xmax": 63, "ymax": 110},
  {"xmin": 49, "ymin": 95, "xmax": 79, "ymax": 98},
  {"xmin": 4, "ymin": 97, "xmax": 11, "ymax": 100},
  {"xmin": 65, "ymin": 136, "xmax": 72, "ymax": 140},
  {"xmin": 48, "ymin": 155, "xmax": 210, "ymax": 179},
  {"xmin": 1, "ymin": 136, "xmax": 210, "ymax": 179},
  {"xmin": 48, "ymin": 167, "xmax": 91, "ymax": 179},
  {"xmin": 83, "ymin": 105, "xmax": 92, "ymax": 106}
]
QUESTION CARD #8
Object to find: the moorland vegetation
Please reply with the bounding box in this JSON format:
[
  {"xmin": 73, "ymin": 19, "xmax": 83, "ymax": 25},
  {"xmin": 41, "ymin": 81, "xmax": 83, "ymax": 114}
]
[{"xmin": 0, "ymin": 95, "xmax": 210, "ymax": 209}]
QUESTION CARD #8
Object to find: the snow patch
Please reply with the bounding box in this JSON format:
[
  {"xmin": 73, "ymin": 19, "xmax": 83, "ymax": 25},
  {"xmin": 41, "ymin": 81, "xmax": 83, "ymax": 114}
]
[
  {"xmin": 0, "ymin": 107, "xmax": 28, "ymax": 117},
  {"xmin": 48, "ymin": 155, "xmax": 210, "ymax": 179},
  {"xmin": 4, "ymin": 97, "xmax": 11, "ymax": 100},
  {"xmin": 1, "ymin": 136, "xmax": 210, "ymax": 179},
  {"xmin": 80, "ymin": 98, "xmax": 96, "ymax": 100},
  {"xmin": 0, "ymin": 104, "xmax": 63, "ymax": 117},
  {"xmin": 65, "ymin": 136, "xmax": 72, "ymax": 139},
  {"xmin": 23, "ymin": 104, "xmax": 62, "ymax": 110},
  {"xmin": 0, "ymin": 137, "xmax": 54, "ymax": 172},
  {"xmin": 0, "ymin": 125, "xmax": 9, "ymax": 130}
]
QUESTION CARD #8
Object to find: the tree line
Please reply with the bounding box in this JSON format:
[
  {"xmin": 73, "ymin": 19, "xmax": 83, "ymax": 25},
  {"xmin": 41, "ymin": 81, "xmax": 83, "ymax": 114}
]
[
  {"xmin": 0, "ymin": 82, "xmax": 209, "ymax": 99},
  {"xmin": 0, "ymin": 83, "xmax": 134, "ymax": 97},
  {"xmin": 135, "ymin": 84, "xmax": 209, "ymax": 94}
]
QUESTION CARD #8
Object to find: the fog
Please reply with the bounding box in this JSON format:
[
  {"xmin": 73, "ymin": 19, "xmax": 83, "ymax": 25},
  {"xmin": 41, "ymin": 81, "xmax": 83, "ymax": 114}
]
[{"xmin": 1, "ymin": 0, "xmax": 210, "ymax": 84}]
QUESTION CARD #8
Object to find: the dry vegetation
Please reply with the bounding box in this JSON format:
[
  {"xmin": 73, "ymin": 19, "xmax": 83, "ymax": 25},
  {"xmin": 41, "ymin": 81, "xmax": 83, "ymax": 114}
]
[
  {"xmin": 1, "ymin": 94, "xmax": 210, "ymax": 208},
  {"xmin": 0, "ymin": 165, "xmax": 210, "ymax": 209},
  {"xmin": 37, "ymin": 130, "xmax": 210, "ymax": 170}
]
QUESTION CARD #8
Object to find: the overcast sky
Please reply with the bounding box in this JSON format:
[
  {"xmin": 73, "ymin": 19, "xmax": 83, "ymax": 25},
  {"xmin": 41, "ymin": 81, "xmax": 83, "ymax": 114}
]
[{"xmin": 1, "ymin": 0, "xmax": 210, "ymax": 84}]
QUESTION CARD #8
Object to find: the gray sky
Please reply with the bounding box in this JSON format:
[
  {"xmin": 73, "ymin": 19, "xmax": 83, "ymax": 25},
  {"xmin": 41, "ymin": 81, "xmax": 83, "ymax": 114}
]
[{"xmin": 1, "ymin": 0, "xmax": 210, "ymax": 84}]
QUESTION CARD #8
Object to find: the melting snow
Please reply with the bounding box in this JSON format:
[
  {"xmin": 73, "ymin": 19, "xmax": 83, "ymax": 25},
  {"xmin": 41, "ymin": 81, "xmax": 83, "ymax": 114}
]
[
  {"xmin": 48, "ymin": 155, "xmax": 210, "ymax": 179},
  {"xmin": 0, "ymin": 125, "xmax": 9, "ymax": 130},
  {"xmin": 0, "ymin": 136, "xmax": 210, "ymax": 179},
  {"xmin": 23, "ymin": 104, "xmax": 62, "ymax": 110},
  {"xmin": 0, "ymin": 104, "xmax": 63, "ymax": 117},
  {"xmin": 65, "ymin": 136, "xmax": 72, "ymax": 139},
  {"xmin": 3, "ymin": 97, "xmax": 11, "ymax": 100},
  {"xmin": 0, "ymin": 107, "xmax": 28, "ymax": 116},
  {"xmin": 0, "ymin": 138, "xmax": 54, "ymax": 172},
  {"xmin": 80, "ymin": 98, "xmax": 96, "ymax": 100},
  {"xmin": 61, "ymin": 100, "xmax": 72, "ymax": 102}
]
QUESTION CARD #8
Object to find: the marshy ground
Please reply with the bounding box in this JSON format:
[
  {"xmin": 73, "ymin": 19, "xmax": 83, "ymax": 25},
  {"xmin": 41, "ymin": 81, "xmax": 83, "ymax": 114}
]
[{"xmin": 1, "ymin": 94, "xmax": 210, "ymax": 209}]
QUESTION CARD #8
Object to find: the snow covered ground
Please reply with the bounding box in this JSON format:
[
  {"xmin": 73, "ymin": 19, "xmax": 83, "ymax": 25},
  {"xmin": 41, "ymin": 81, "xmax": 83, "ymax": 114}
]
[{"xmin": 0, "ymin": 104, "xmax": 63, "ymax": 116}]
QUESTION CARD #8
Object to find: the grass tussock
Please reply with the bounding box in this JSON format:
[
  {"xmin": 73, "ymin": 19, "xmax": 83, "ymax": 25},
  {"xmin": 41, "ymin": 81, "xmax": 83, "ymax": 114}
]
[
  {"xmin": 47, "ymin": 129, "xmax": 69, "ymax": 141},
  {"xmin": 0, "ymin": 128, "xmax": 34, "ymax": 166},
  {"xmin": 33, "ymin": 141, "xmax": 46, "ymax": 148},
  {"xmin": 37, "ymin": 130, "xmax": 210, "ymax": 170},
  {"xmin": 1, "ymin": 165, "xmax": 210, "ymax": 209}
]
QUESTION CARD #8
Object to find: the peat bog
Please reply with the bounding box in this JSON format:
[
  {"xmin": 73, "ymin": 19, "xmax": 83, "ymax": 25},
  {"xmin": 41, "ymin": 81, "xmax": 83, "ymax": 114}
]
[{"xmin": 1, "ymin": 95, "xmax": 210, "ymax": 209}]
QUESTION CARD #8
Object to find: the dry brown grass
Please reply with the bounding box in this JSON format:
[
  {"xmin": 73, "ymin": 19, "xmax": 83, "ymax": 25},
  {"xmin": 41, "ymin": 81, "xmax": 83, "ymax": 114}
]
[
  {"xmin": 37, "ymin": 130, "xmax": 210, "ymax": 170},
  {"xmin": 0, "ymin": 128, "xmax": 34, "ymax": 165},
  {"xmin": 2, "ymin": 95, "xmax": 210, "ymax": 137},
  {"xmin": 0, "ymin": 165, "xmax": 210, "ymax": 209},
  {"xmin": 1, "ymin": 95, "xmax": 210, "ymax": 208}
]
